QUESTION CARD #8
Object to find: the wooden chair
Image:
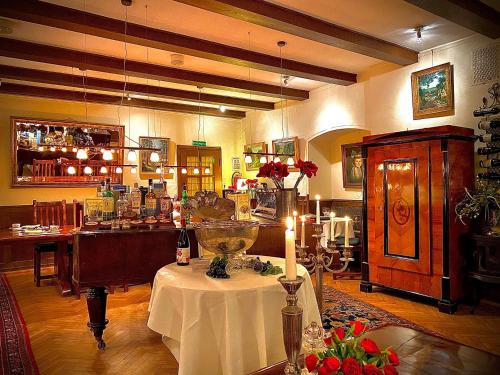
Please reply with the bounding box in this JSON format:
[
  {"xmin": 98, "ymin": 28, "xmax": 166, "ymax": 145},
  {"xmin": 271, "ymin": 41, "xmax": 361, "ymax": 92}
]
[
  {"xmin": 33, "ymin": 159, "xmax": 55, "ymax": 182},
  {"xmin": 33, "ymin": 199, "xmax": 67, "ymax": 287}
]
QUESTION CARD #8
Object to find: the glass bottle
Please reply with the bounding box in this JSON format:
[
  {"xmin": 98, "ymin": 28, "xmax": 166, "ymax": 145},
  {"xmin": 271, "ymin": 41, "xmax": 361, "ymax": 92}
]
[
  {"xmin": 101, "ymin": 178, "xmax": 114, "ymax": 221},
  {"xmin": 117, "ymin": 191, "xmax": 128, "ymax": 220},
  {"xmin": 180, "ymin": 183, "xmax": 190, "ymax": 224},
  {"xmin": 145, "ymin": 178, "xmax": 157, "ymax": 217},
  {"xmin": 130, "ymin": 182, "xmax": 142, "ymax": 216},
  {"xmin": 160, "ymin": 181, "xmax": 172, "ymax": 219},
  {"xmin": 176, "ymin": 217, "xmax": 190, "ymax": 266}
]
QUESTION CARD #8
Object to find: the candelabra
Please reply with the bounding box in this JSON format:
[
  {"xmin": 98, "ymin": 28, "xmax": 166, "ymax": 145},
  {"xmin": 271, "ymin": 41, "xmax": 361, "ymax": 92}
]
[{"xmin": 296, "ymin": 223, "xmax": 354, "ymax": 313}]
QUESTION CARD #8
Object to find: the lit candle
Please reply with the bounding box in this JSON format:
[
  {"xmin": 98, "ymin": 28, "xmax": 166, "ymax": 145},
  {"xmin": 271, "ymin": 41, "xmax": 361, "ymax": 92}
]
[
  {"xmin": 300, "ymin": 215, "xmax": 306, "ymax": 248},
  {"xmin": 285, "ymin": 217, "xmax": 297, "ymax": 280},
  {"xmin": 315, "ymin": 194, "xmax": 321, "ymax": 224},
  {"xmin": 293, "ymin": 210, "xmax": 297, "ymax": 241},
  {"xmin": 330, "ymin": 211, "xmax": 336, "ymax": 241},
  {"xmin": 344, "ymin": 216, "xmax": 350, "ymax": 248}
]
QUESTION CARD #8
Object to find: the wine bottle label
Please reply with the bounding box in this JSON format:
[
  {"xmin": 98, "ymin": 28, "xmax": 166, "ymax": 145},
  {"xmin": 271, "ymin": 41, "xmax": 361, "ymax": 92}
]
[
  {"xmin": 102, "ymin": 197, "xmax": 114, "ymax": 213},
  {"xmin": 176, "ymin": 247, "xmax": 190, "ymax": 264},
  {"xmin": 146, "ymin": 199, "xmax": 156, "ymax": 210},
  {"xmin": 482, "ymin": 134, "xmax": 493, "ymax": 142}
]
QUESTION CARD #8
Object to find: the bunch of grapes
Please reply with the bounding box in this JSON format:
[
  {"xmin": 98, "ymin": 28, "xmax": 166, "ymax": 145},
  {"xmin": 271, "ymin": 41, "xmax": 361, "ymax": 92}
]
[
  {"xmin": 206, "ymin": 256, "xmax": 230, "ymax": 279},
  {"xmin": 253, "ymin": 257, "xmax": 283, "ymax": 276}
]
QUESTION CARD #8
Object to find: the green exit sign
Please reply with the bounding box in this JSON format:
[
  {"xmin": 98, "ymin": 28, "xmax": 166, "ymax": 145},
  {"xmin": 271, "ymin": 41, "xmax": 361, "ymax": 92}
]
[{"xmin": 192, "ymin": 140, "xmax": 207, "ymax": 147}]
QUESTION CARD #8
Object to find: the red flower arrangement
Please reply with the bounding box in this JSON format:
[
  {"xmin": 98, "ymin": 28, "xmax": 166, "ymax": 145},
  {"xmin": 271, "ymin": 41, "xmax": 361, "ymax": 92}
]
[
  {"xmin": 304, "ymin": 320, "xmax": 399, "ymax": 375},
  {"xmin": 256, "ymin": 159, "xmax": 318, "ymax": 189}
]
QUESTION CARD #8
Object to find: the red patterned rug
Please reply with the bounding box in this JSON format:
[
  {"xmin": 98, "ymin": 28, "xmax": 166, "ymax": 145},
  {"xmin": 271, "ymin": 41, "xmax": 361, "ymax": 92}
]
[{"xmin": 0, "ymin": 274, "xmax": 39, "ymax": 375}]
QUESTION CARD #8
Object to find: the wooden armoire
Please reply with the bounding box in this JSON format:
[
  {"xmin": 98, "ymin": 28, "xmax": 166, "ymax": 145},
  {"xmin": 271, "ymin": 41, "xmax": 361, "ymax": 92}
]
[{"xmin": 360, "ymin": 126, "xmax": 475, "ymax": 313}]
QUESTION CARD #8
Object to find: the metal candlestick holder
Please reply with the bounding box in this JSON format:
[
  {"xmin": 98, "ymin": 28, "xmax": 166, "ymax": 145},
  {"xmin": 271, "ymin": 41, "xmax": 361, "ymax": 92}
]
[
  {"xmin": 278, "ymin": 275, "xmax": 305, "ymax": 375},
  {"xmin": 296, "ymin": 222, "xmax": 354, "ymax": 313}
]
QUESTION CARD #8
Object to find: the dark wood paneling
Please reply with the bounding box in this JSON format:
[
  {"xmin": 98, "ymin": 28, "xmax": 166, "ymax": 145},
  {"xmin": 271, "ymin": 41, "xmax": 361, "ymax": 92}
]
[
  {"xmin": 0, "ymin": 0, "xmax": 355, "ymax": 85},
  {"xmin": 0, "ymin": 37, "xmax": 309, "ymax": 101},
  {"xmin": 174, "ymin": 0, "xmax": 418, "ymax": 66},
  {"xmin": 0, "ymin": 64, "xmax": 274, "ymax": 111}
]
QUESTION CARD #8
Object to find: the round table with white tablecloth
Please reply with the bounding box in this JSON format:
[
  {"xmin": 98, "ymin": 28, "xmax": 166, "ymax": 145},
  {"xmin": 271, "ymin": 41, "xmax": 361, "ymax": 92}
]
[{"xmin": 147, "ymin": 256, "xmax": 320, "ymax": 375}]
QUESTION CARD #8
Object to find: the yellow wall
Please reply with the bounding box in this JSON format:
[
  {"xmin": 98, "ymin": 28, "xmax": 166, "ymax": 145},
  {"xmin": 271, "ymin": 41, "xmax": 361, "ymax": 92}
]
[{"xmin": 0, "ymin": 94, "xmax": 243, "ymax": 205}]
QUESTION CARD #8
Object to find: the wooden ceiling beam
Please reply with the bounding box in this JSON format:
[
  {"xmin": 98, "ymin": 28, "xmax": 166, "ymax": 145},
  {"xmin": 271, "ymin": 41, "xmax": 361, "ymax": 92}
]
[
  {"xmin": 0, "ymin": 37, "xmax": 308, "ymax": 101},
  {"xmin": 0, "ymin": 64, "xmax": 274, "ymax": 111},
  {"xmin": 0, "ymin": 82, "xmax": 246, "ymax": 119},
  {"xmin": 0, "ymin": 0, "xmax": 356, "ymax": 85},
  {"xmin": 173, "ymin": 0, "xmax": 418, "ymax": 66},
  {"xmin": 403, "ymin": 0, "xmax": 500, "ymax": 39}
]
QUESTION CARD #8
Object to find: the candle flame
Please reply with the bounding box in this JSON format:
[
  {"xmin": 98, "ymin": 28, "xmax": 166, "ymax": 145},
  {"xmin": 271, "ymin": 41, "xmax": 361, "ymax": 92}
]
[
  {"xmin": 315, "ymin": 194, "xmax": 320, "ymax": 200},
  {"xmin": 345, "ymin": 216, "xmax": 350, "ymax": 221},
  {"xmin": 300, "ymin": 215, "xmax": 306, "ymax": 222},
  {"xmin": 286, "ymin": 217, "xmax": 293, "ymax": 230},
  {"xmin": 330, "ymin": 211, "xmax": 335, "ymax": 218},
  {"xmin": 293, "ymin": 210, "xmax": 297, "ymax": 217}
]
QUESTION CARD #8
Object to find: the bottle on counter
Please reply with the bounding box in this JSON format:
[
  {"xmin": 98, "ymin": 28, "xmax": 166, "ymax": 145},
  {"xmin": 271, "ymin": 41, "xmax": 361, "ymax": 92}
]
[
  {"xmin": 101, "ymin": 178, "xmax": 115, "ymax": 221},
  {"xmin": 160, "ymin": 181, "xmax": 172, "ymax": 219},
  {"xmin": 130, "ymin": 182, "xmax": 141, "ymax": 216},
  {"xmin": 478, "ymin": 118, "xmax": 500, "ymax": 130},
  {"xmin": 176, "ymin": 217, "xmax": 190, "ymax": 266},
  {"xmin": 180, "ymin": 183, "xmax": 190, "ymax": 224},
  {"xmin": 477, "ymin": 147, "xmax": 500, "ymax": 155},
  {"xmin": 116, "ymin": 191, "xmax": 128, "ymax": 220},
  {"xmin": 478, "ymin": 134, "xmax": 500, "ymax": 143},
  {"xmin": 145, "ymin": 179, "xmax": 157, "ymax": 217},
  {"xmin": 480, "ymin": 159, "xmax": 500, "ymax": 168},
  {"xmin": 478, "ymin": 172, "xmax": 500, "ymax": 180}
]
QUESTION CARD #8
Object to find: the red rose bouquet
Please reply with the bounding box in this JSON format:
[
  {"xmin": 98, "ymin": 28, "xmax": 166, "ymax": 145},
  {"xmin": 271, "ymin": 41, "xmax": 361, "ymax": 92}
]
[
  {"xmin": 257, "ymin": 159, "xmax": 318, "ymax": 189},
  {"xmin": 304, "ymin": 320, "xmax": 399, "ymax": 375}
]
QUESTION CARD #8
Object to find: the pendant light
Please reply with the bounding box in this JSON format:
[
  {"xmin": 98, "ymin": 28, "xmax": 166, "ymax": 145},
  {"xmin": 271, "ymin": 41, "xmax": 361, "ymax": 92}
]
[
  {"xmin": 181, "ymin": 167, "xmax": 187, "ymax": 174},
  {"xmin": 193, "ymin": 167, "xmax": 200, "ymax": 175},
  {"xmin": 102, "ymin": 149, "xmax": 113, "ymax": 161},
  {"xmin": 67, "ymin": 166, "xmax": 76, "ymax": 175},
  {"xmin": 287, "ymin": 157, "xmax": 295, "ymax": 166},
  {"xmin": 100, "ymin": 166, "xmax": 108, "ymax": 174},
  {"xmin": 50, "ymin": 146, "xmax": 56, "ymax": 152},
  {"xmin": 274, "ymin": 156, "xmax": 281, "ymax": 163},
  {"xmin": 168, "ymin": 167, "xmax": 175, "ymax": 174},
  {"xmin": 127, "ymin": 150, "xmax": 137, "ymax": 162},
  {"xmin": 38, "ymin": 146, "xmax": 44, "ymax": 152},
  {"xmin": 245, "ymin": 154, "xmax": 252, "ymax": 163},
  {"xmin": 116, "ymin": 166, "xmax": 123, "ymax": 174},
  {"xmin": 130, "ymin": 166, "xmax": 137, "ymax": 174},
  {"xmin": 259, "ymin": 155, "xmax": 267, "ymax": 164},
  {"xmin": 84, "ymin": 166, "xmax": 92, "ymax": 175},
  {"xmin": 72, "ymin": 147, "xmax": 78, "ymax": 153},
  {"xmin": 61, "ymin": 147, "xmax": 67, "ymax": 153},
  {"xmin": 150, "ymin": 151, "xmax": 160, "ymax": 162},
  {"xmin": 204, "ymin": 167, "xmax": 210, "ymax": 174},
  {"xmin": 76, "ymin": 148, "xmax": 88, "ymax": 160},
  {"xmin": 155, "ymin": 166, "xmax": 162, "ymax": 174}
]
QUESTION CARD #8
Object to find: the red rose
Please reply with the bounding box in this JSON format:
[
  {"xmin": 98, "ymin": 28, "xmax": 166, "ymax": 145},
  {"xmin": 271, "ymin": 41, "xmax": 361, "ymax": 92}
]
[
  {"xmin": 360, "ymin": 338, "xmax": 380, "ymax": 354},
  {"xmin": 295, "ymin": 159, "xmax": 318, "ymax": 178},
  {"xmin": 305, "ymin": 354, "xmax": 319, "ymax": 372},
  {"xmin": 383, "ymin": 365, "xmax": 398, "ymax": 375},
  {"xmin": 363, "ymin": 364, "xmax": 383, "ymax": 375},
  {"xmin": 318, "ymin": 365, "xmax": 331, "ymax": 375},
  {"xmin": 387, "ymin": 348, "xmax": 399, "ymax": 366},
  {"xmin": 350, "ymin": 320, "xmax": 365, "ymax": 336},
  {"xmin": 323, "ymin": 356, "xmax": 340, "ymax": 372},
  {"xmin": 324, "ymin": 336, "xmax": 332, "ymax": 346},
  {"xmin": 271, "ymin": 162, "xmax": 289, "ymax": 179},
  {"xmin": 256, "ymin": 163, "xmax": 272, "ymax": 178},
  {"xmin": 341, "ymin": 358, "xmax": 362, "ymax": 375},
  {"xmin": 334, "ymin": 327, "xmax": 345, "ymax": 341}
]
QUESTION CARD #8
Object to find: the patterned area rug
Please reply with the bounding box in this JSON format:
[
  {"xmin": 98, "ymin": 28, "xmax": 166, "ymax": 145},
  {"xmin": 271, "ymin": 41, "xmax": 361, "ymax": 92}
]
[
  {"xmin": 322, "ymin": 285, "xmax": 443, "ymax": 338},
  {"xmin": 0, "ymin": 274, "xmax": 39, "ymax": 375}
]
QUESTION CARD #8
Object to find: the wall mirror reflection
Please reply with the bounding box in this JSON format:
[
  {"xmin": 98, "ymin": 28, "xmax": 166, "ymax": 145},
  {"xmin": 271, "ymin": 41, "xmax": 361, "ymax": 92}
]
[{"xmin": 11, "ymin": 117, "xmax": 124, "ymax": 187}]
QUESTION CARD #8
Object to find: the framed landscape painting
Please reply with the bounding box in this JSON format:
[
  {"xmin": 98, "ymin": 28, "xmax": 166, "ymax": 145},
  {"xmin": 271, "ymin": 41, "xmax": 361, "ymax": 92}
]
[
  {"xmin": 342, "ymin": 143, "xmax": 363, "ymax": 189},
  {"xmin": 411, "ymin": 62, "xmax": 454, "ymax": 120},
  {"xmin": 244, "ymin": 142, "xmax": 267, "ymax": 171},
  {"xmin": 139, "ymin": 136, "xmax": 169, "ymax": 179},
  {"xmin": 272, "ymin": 137, "xmax": 299, "ymax": 171}
]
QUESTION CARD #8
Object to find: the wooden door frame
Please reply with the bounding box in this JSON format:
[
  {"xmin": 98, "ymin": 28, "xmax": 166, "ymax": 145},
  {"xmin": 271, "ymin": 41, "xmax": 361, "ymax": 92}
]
[{"xmin": 176, "ymin": 145, "xmax": 222, "ymax": 196}]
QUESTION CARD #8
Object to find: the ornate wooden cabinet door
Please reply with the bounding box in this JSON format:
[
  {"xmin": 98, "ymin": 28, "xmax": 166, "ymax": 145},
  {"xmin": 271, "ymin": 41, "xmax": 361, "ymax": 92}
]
[{"xmin": 370, "ymin": 142, "xmax": 431, "ymax": 277}]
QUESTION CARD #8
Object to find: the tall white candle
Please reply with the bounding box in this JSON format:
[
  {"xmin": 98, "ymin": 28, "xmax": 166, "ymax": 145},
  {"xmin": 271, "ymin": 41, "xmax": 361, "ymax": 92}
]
[
  {"xmin": 285, "ymin": 217, "xmax": 297, "ymax": 280},
  {"xmin": 315, "ymin": 194, "xmax": 321, "ymax": 224},
  {"xmin": 344, "ymin": 216, "xmax": 350, "ymax": 248},
  {"xmin": 300, "ymin": 215, "xmax": 306, "ymax": 248},
  {"xmin": 330, "ymin": 211, "xmax": 336, "ymax": 241},
  {"xmin": 293, "ymin": 210, "xmax": 298, "ymax": 241}
]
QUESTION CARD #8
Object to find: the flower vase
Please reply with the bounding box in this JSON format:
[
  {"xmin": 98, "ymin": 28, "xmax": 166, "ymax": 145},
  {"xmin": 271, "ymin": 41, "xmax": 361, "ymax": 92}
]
[{"xmin": 275, "ymin": 188, "xmax": 297, "ymax": 219}]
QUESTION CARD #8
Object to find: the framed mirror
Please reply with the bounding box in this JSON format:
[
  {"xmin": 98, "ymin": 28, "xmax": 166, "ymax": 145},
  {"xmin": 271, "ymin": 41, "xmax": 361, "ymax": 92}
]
[{"xmin": 11, "ymin": 117, "xmax": 124, "ymax": 187}]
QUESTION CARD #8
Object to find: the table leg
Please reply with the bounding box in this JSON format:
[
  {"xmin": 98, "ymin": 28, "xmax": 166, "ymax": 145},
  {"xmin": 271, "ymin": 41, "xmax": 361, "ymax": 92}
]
[
  {"xmin": 55, "ymin": 240, "xmax": 72, "ymax": 297},
  {"xmin": 86, "ymin": 287, "xmax": 108, "ymax": 350}
]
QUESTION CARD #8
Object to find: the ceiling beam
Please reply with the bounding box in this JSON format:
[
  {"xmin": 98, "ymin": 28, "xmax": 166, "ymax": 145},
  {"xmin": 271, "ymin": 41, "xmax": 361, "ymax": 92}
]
[
  {"xmin": 403, "ymin": 0, "xmax": 500, "ymax": 39},
  {"xmin": 173, "ymin": 0, "xmax": 418, "ymax": 66},
  {"xmin": 0, "ymin": 65, "xmax": 274, "ymax": 111},
  {"xmin": 0, "ymin": 0, "xmax": 356, "ymax": 85},
  {"xmin": 0, "ymin": 37, "xmax": 309, "ymax": 101},
  {"xmin": 0, "ymin": 82, "xmax": 246, "ymax": 119}
]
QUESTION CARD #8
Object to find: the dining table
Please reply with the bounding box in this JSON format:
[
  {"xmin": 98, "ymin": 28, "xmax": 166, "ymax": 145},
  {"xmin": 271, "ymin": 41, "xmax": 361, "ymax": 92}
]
[
  {"xmin": 0, "ymin": 225, "xmax": 75, "ymax": 296},
  {"xmin": 147, "ymin": 256, "xmax": 320, "ymax": 375}
]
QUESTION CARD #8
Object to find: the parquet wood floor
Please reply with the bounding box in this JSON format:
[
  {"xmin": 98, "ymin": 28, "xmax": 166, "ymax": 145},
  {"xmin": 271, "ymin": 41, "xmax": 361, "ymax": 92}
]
[{"xmin": 4, "ymin": 269, "xmax": 500, "ymax": 375}]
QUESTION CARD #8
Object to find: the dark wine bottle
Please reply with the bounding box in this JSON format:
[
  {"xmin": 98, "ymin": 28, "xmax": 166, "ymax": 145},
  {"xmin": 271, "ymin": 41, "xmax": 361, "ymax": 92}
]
[
  {"xmin": 477, "ymin": 147, "xmax": 500, "ymax": 155},
  {"xmin": 478, "ymin": 119, "xmax": 500, "ymax": 130},
  {"xmin": 474, "ymin": 107, "xmax": 500, "ymax": 117},
  {"xmin": 478, "ymin": 134, "xmax": 500, "ymax": 143},
  {"xmin": 176, "ymin": 218, "xmax": 190, "ymax": 266},
  {"xmin": 477, "ymin": 172, "xmax": 500, "ymax": 180},
  {"xmin": 480, "ymin": 159, "xmax": 500, "ymax": 168}
]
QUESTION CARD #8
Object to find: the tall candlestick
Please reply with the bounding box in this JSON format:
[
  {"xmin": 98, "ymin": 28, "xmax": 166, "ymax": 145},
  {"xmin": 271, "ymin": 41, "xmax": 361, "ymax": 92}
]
[
  {"xmin": 285, "ymin": 217, "xmax": 297, "ymax": 280},
  {"xmin": 293, "ymin": 210, "xmax": 297, "ymax": 241},
  {"xmin": 344, "ymin": 216, "xmax": 350, "ymax": 248},
  {"xmin": 300, "ymin": 215, "xmax": 306, "ymax": 248},
  {"xmin": 330, "ymin": 211, "xmax": 336, "ymax": 241},
  {"xmin": 315, "ymin": 194, "xmax": 321, "ymax": 224}
]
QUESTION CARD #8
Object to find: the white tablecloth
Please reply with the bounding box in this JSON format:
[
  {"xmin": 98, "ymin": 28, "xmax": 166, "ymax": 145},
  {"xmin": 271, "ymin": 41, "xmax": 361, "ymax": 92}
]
[{"xmin": 147, "ymin": 256, "xmax": 320, "ymax": 375}]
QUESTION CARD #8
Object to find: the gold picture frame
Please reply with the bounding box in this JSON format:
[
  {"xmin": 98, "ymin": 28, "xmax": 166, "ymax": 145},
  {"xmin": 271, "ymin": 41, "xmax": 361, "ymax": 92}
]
[
  {"xmin": 139, "ymin": 136, "xmax": 169, "ymax": 179},
  {"xmin": 411, "ymin": 62, "xmax": 454, "ymax": 120}
]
